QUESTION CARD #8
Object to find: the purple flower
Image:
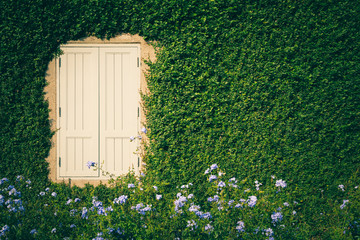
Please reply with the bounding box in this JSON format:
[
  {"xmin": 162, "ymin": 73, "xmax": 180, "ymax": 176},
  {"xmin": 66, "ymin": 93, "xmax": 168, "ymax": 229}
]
[
  {"xmin": 340, "ymin": 200, "xmax": 349, "ymax": 209},
  {"xmin": 135, "ymin": 203, "xmax": 144, "ymax": 211},
  {"xmin": 205, "ymin": 223, "xmax": 213, "ymax": 232},
  {"xmin": 86, "ymin": 161, "xmax": 96, "ymax": 169},
  {"xmin": 66, "ymin": 199, "xmax": 72, "ymax": 205},
  {"xmin": 81, "ymin": 207, "xmax": 88, "ymax": 219},
  {"xmin": 51, "ymin": 228, "xmax": 57, "ymax": 233},
  {"xmin": 248, "ymin": 196, "xmax": 257, "ymax": 207},
  {"xmin": 1, "ymin": 225, "xmax": 9, "ymax": 235},
  {"xmin": 264, "ymin": 228, "xmax": 274, "ymax": 237},
  {"xmin": 271, "ymin": 211, "xmax": 283, "ymax": 223},
  {"xmin": 338, "ymin": 185, "xmax": 345, "ymax": 191},
  {"xmin": 130, "ymin": 136, "xmax": 135, "ymax": 141},
  {"xmin": 9, "ymin": 188, "xmax": 20, "ymax": 197},
  {"xmin": 209, "ymin": 175, "xmax": 217, "ymax": 182},
  {"xmin": 204, "ymin": 168, "xmax": 210, "ymax": 174},
  {"xmin": 51, "ymin": 192, "xmax": 57, "ymax": 197},
  {"xmin": 174, "ymin": 196, "xmax": 187, "ymax": 212},
  {"xmin": 275, "ymin": 179, "xmax": 287, "ymax": 188},
  {"xmin": 189, "ymin": 204, "xmax": 201, "ymax": 213},
  {"xmin": 208, "ymin": 194, "xmax": 220, "ymax": 202},
  {"xmin": 210, "ymin": 164, "xmax": 218, "ymax": 170},
  {"xmin": 128, "ymin": 183, "xmax": 135, "ymax": 188},
  {"xmin": 30, "ymin": 229, "xmax": 37, "ymax": 235},
  {"xmin": 141, "ymin": 127, "xmax": 147, "ymax": 134},
  {"xmin": 229, "ymin": 177, "xmax": 237, "ymax": 182},
  {"xmin": 201, "ymin": 212, "xmax": 212, "ymax": 219},
  {"xmin": 153, "ymin": 186, "xmax": 158, "ymax": 191},
  {"xmin": 156, "ymin": 194, "xmax": 162, "ymax": 200},
  {"xmin": 236, "ymin": 221, "xmax": 245, "ymax": 232},
  {"xmin": 114, "ymin": 195, "xmax": 128, "ymax": 204},
  {"xmin": 255, "ymin": 180, "xmax": 262, "ymax": 191},
  {"xmin": 186, "ymin": 220, "xmax": 197, "ymax": 231},
  {"xmin": 218, "ymin": 181, "xmax": 226, "ymax": 188},
  {"xmin": 235, "ymin": 203, "xmax": 242, "ymax": 208}
]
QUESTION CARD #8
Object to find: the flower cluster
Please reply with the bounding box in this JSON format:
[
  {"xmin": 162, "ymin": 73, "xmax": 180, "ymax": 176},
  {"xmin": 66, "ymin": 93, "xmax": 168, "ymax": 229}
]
[
  {"xmin": 113, "ymin": 195, "xmax": 128, "ymax": 205},
  {"xmin": 131, "ymin": 202, "xmax": 152, "ymax": 215},
  {"xmin": 1, "ymin": 163, "xmax": 357, "ymax": 239},
  {"xmin": 271, "ymin": 211, "xmax": 283, "ymax": 224},
  {"xmin": 340, "ymin": 200, "xmax": 349, "ymax": 209},
  {"xmin": 275, "ymin": 179, "xmax": 287, "ymax": 189},
  {"xmin": 236, "ymin": 221, "xmax": 245, "ymax": 232}
]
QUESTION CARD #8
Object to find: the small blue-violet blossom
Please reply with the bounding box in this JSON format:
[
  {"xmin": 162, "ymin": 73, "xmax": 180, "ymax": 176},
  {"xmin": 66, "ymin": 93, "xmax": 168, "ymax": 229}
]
[
  {"xmin": 114, "ymin": 195, "xmax": 128, "ymax": 205},
  {"xmin": 340, "ymin": 200, "xmax": 349, "ymax": 209},
  {"xmin": 210, "ymin": 164, "xmax": 218, "ymax": 170},
  {"xmin": 174, "ymin": 196, "xmax": 187, "ymax": 212},
  {"xmin": 271, "ymin": 211, "xmax": 283, "ymax": 223},
  {"xmin": 218, "ymin": 181, "xmax": 226, "ymax": 188},
  {"xmin": 81, "ymin": 207, "xmax": 88, "ymax": 219},
  {"xmin": 141, "ymin": 127, "xmax": 147, "ymax": 134},
  {"xmin": 209, "ymin": 175, "xmax": 217, "ymax": 182},
  {"xmin": 128, "ymin": 183, "xmax": 135, "ymax": 188},
  {"xmin": 275, "ymin": 179, "xmax": 287, "ymax": 188},
  {"xmin": 264, "ymin": 228, "xmax": 274, "ymax": 237},
  {"xmin": 236, "ymin": 221, "xmax": 245, "ymax": 232},
  {"xmin": 86, "ymin": 161, "xmax": 96, "ymax": 169},
  {"xmin": 186, "ymin": 220, "xmax": 197, "ymax": 231},
  {"xmin": 248, "ymin": 196, "xmax": 257, "ymax": 207},
  {"xmin": 205, "ymin": 223, "xmax": 214, "ymax": 232}
]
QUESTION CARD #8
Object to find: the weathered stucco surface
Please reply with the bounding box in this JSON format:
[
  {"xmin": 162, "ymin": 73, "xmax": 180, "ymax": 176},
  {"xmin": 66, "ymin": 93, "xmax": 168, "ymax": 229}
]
[{"xmin": 45, "ymin": 34, "xmax": 155, "ymax": 187}]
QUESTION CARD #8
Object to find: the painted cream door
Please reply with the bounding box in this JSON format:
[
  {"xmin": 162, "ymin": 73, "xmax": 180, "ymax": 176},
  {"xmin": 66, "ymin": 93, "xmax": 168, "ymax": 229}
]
[
  {"xmin": 58, "ymin": 45, "xmax": 139, "ymax": 178},
  {"xmin": 99, "ymin": 47, "xmax": 139, "ymax": 176}
]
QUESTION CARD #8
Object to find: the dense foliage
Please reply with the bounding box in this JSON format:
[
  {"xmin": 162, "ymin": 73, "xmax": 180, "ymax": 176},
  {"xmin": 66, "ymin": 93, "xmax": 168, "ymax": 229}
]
[
  {"xmin": 1, "ymin": 165, "xmax": 359, "ymax": 239},
  {"xmin": 0, "ymin": 0, "xmax": 359, "ymax": 238}
]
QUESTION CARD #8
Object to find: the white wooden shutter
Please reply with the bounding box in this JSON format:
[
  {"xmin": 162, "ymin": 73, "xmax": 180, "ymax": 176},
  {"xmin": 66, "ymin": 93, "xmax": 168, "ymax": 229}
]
[
  {"xmin": 58, "ymin": 47, "xmax": 99, "ymax": 177},
  {"xmin": 99, "ymin": 46, "xmax": 140, "ymax": 176}
]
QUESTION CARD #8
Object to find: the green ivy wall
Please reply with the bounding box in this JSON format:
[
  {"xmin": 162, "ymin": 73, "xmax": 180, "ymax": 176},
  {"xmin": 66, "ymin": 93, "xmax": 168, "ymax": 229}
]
[{"xmin": 0, "ymin": 0, "xmax": 359, "ymax": 205}]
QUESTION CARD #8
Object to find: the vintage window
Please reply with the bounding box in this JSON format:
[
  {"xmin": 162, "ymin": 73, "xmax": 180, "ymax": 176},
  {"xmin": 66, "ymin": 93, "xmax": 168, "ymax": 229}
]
[{"xmin": 56, "ymin": 44, "xmax": 140, "ymax": 178}]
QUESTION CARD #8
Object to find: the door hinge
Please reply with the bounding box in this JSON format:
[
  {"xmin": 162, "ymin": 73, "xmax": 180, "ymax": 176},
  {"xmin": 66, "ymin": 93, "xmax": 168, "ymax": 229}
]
[
  {"xmin": 138, "ymin": 107, "xmax": 139, "ymax": 117},
  {"xmin": 59, "ymin": 157, "xmax": 61, "ymax": 167},
  {"xmin": 137, "ymin": 57, "xmax": 139, "ymax": 67},
  {"xmin": 59, "ymin": 107, "xmax": 61, "ymax": 117},
  {"xmin": 138, "ymin": 157, "xmax": 140, "ymax": 168},
  {"xmin": 59, "ymin": 58, "xmax": 61, "ymax": 68}
]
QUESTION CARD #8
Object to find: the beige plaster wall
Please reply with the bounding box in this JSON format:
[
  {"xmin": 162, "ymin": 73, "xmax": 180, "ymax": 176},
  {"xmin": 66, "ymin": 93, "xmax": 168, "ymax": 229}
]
[{"xmin": 44, "ymin": 34, "xmax": 156, "ymax": 187}]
